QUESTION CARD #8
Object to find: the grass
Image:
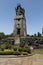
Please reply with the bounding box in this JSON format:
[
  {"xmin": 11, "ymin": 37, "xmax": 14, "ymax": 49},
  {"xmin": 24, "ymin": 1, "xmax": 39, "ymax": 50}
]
[{"xmin": 33, "ymin": 49, "xmax": 43, "ymax": 54}]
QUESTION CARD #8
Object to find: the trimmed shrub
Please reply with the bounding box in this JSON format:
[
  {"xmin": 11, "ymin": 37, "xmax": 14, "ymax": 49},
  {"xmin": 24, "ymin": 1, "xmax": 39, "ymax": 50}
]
[
  {"xmin": 0, "ymin": 51, "xmax": 13, "ymax": 55},
  {"xmin": 5, "ymin": 42, "xmax": 12, "ymax": 49},
  {"xmin": 0, "ymin": 42, "xmax": 12, "ymax": 50},
  {"xmin": 27, "ymin": 47, "xmax": 31, "ymax": 53},
  {"xmin": 22, "ymin": 47, "xmax": 27, "ymax": 52},
  {"xmin": 4, "ymin": 49, "xmax": 14, "ymax": 52},
  {"xmin": 18, "ymin": 47, "xmax": 23, "ymax": 52},
  {"xmin": 20, "ymin": 42, "xmax": 25, "ymax": 47},
  {"xmin": 13, "ymin": 47, "xmax": 17, "ymax": 51},
  {"xmin": 13, "ymin": 51, "xmax": 21, "ymax": 55},
  {"xmin": 19, "ymin": 47, "xmax": 31, "ymax": 53},
  {"xmin": 21, "ymin": 52, "xmax": 28, "ymax": 55},
  {"xmin": 0, "ymin": 51, "xmax": 5, "ymax": 55},
  {"xmin": 0, "ymin": 49, "xmax": 14, "ymax": 55},
  {"xmin": 0, "ymin": 44, "xmax": 6, "ymax": 51},
  {"xmin": 0, "ymin": 48, "xmax": 4, "ymax": 51}
]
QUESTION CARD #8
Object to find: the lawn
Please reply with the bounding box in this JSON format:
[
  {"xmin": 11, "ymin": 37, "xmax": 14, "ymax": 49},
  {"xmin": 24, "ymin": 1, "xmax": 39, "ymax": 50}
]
[{"xmin": 33, "ymin": 49, "xmax": 43, "ymax": 54}]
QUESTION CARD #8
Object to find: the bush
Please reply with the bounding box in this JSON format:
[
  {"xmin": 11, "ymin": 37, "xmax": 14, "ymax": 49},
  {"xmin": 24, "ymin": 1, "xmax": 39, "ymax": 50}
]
[
  {"xmin": 5, "ymin": 42, "xmax": 12, "ymax": 49},
  {"xmin": 21, "ymin": 52, "xmax": 28, "ymax": 55},
  {"xmin": 0, "ymin": 43, "xmax": 6, "ymax": 51},
  {"xmin": 13, "ymin": 51, "xmax": 21, "ymax": 55},
  {"xmin": 18, "ymin": 47, "xmax": 23, "ymax": 52},
  {"xmin": 0, "ymin": 42, "xmax": 12, "ymax": 50},
  {"xmin": 18, "ymin": 47, "xmax": 31, "ymax": 54},
  {"xmin": 0, "ymin": 49, "xmax": 14, "ymax": 55},
  {"xmin": 0, "ymin": 50, "xmax": 21, "ymax": 55},
  {"xmin": 4, "ymin": 49, "xmax": 14, "ymax": 52},
  {"xmin": 18, "ymin": 47, "xmax": 27, "ymax": 52},
  {"xmin": 0, "ymin": 48, "xmax": 4, "ymax": 51},
  {"xmin": 0, "ymin": 51, "xmax": 5, "ymax": 55},
  {"xmin": 19, "ymin": 47, "xmax": 31, "ymax": 54},
  {"xmin": 22, "ymin": 47, "xmax": 27, "ymax": 52},
  {"xmin": 27, "ymin": 48, "xmax": 31, "ymax": 54},
  {"xmin": 0, "ymin": 44, "xmax": 31, "ymax": 55},
  {"xmin": 20, "ymin": 42, "xmax": 25, "ymax": 47},
  {"xmin": 13, "ymin": 47, "xmax": 17, "ymax": 51},
  {"xmin": 25, "ymin": 47, "xmax": 31, "ymax": 54},
  {"xmin": 0, "ymin": 51, "xmax": 13, "ymax": 55}
]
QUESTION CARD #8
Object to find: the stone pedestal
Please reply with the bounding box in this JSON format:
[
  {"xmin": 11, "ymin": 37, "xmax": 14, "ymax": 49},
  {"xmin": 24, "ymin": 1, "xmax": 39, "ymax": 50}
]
[{"xmin": 14, "ymin": 35, "xmax": 20, "ymax": 45}]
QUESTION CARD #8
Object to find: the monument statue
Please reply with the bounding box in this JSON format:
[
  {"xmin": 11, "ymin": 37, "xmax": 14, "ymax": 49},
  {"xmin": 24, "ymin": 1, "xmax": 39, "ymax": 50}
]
[
  {"xmin": 13, "ymin": 4, "xmax": 27, "ymax": 45},
  {"xmin": 0, "ymin": 4, "xmax": 43, "ymax": 47},
  {"xmin": 15, "ymin": 4, "xmax": 25, "ymax": 16}
]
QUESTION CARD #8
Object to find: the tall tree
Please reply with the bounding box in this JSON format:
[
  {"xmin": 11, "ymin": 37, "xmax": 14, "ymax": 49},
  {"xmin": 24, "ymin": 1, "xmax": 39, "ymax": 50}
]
[
  {"xmin": 37, "ymin": 32, "xmax": 41, "ymax": 37},
  {"xmin": 0, "ymin": 32, "xmax": 5, "ymax": 40}
]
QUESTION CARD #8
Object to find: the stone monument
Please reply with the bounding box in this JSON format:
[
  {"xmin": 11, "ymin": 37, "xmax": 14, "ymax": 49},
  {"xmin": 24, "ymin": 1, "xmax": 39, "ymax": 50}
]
[
  {"xmin": 0, "ymin": 4, "xmax": 43, "ymax": 47},
  {"xmin": 13, "ymin": 4, "xmax": 27, "ymax": 45}
]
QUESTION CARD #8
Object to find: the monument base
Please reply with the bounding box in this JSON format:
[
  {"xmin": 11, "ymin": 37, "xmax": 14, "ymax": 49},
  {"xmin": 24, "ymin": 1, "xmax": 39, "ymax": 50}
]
[{"xmin": 14, "ymin": 35, "xmax": 20, "ymax": 45}]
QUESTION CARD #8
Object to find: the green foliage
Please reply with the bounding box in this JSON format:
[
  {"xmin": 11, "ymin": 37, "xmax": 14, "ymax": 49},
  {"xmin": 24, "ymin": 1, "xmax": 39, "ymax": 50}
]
[
  {"xmin": 5, "ymin": 42, "xmax": 12, "ymax": 49},
  {"xmin": 0, "ymin": 42, "xmax": 12, "ymax": 50},
  {"xmin": 0, "ymin": 32, "xmax": 5, "ymax": 40},
  {"xmin": 18, "ymin": 47, "xmax": 23, "ymax": 52},
  {"xmin": 0, "ymin": 43, "xmax": 6, "ymax": 51},
  {"xmin": 22, "ymin": 47, "xmax": 27, "ymax": 52},
  {"xmin": 0, "ymin": 49, "xmax": 14, "ymax": 55},
  {"xmin": 0, "ymin": 42, "xmax": 31, "ymax": 55},
  {"xmin": 23, "ymin": 47, "xmax": 31, "ymax": 54},
  {"xmin": 0, "ymin": 46, "xmax": 31, "ymax": 55},
  {"xmin": 0, "ymin": 51, "xmax": 13, "ymax": 55},
  {"xmin": 13, "ymin": 51, "xmax": 21, "ymax": 55},
  {"xmin": 18, "ymin": 47, "xmax": 31, "ymax": 54},
  {"xmin": 27, "ymin": 48, "xmax": 31, "ymax": 54},
  {"xmin": 33, "ymin": 49, "xmax": 43, "ymax": 54},
  {"xmin": 4, "ymin": 49, "xmax": 14, "ymax": 52},
  {"xmin": 13, "ymin": 46, "xmax": 17, "ymax": 51},
  {"xmin": 0, "ymin": 32, "xmax": 13, "ymax": 40},
  {"xmin": 21, "ymin": 52, "xmax": 28, "ymax": 55},
  {"xmin": 34, "ymin": 34, "xmax": 37, "ymax": 37},
  {"xmin": 5, "ymin": 33, "xmax": 13, "ymax": 38},
  {"xmin": 20, "ymin": 41, "xmax": 25, "ymax": 47},
  {"xmin": 37, "ymin": 32, "xmax": 41, "ymax": 37}
]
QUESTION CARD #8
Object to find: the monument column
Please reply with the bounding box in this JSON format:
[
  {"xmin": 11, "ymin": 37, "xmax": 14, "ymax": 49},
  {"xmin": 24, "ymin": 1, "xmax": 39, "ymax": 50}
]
[{"xmin": 13, "ymin": 4, "xmax": 27, "ymax": 45}]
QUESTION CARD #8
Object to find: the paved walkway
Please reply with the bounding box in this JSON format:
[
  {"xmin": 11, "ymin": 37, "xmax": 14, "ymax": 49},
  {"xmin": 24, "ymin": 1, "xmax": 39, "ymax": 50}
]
[{"xmin": 0, "ymin": 54, "xmax": 43, "ymax": 65}]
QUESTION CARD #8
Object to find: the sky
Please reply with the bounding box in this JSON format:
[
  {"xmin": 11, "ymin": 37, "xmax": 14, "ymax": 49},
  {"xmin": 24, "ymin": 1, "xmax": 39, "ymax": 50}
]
[{"xmin": 0, "ymin": 0, "xmax": 43, "ymax": 35}]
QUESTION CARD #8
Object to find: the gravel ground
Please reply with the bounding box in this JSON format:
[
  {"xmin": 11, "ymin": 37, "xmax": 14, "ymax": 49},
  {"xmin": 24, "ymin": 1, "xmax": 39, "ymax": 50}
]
[{"xmin": 0, "ymin": 54, "xmax": 43, "ymax": 65}]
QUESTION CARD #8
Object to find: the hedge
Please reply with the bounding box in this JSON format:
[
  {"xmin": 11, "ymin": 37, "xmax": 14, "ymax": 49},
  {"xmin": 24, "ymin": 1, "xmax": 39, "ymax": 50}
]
[
  {"xmin": 13, "ymin": 51, "xmax": 21, "ymax": 55},
  {"xmin": 0, "ymin": 51, "xmax": 13, "ymax": 55},
  {"xmin": 21, "ymin": 52, "xmax": 28, "ymax": 55}
]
